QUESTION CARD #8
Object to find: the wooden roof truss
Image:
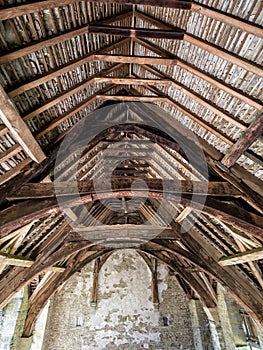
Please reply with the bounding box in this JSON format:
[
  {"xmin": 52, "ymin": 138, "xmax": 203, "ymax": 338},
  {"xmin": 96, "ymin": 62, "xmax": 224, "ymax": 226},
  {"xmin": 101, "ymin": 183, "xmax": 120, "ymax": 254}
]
[{"xmin": 0, "ymin": 0, "xmax": 262, "ymax": 336}]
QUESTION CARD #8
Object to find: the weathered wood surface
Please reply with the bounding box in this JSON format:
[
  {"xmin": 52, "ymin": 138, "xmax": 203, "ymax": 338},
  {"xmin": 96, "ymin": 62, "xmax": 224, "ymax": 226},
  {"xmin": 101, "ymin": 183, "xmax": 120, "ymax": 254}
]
[
  {"xmin": 89, "ymin": 25, "xmax": 184, "ymax": 39},
  {"xmin": 1, "ymin": 184, "xmax": 261, "ymax": 238},
  {"xmin": 219, "ymin": 247, "xmax": 263, "ymax": 266},
  {"xmin": 0, "ymin": 253, "xmax": 65, "ymax": 272},
  {"xmin": 6, "ymin": 180, "xmax": 240, "ymax": 199},
  {"xmin": 191, "ymin": 2, "xmax": 263, "ymax": 38},
  {"xmin": 145, "ymin": 250, "xmax": 217, "ymax": 308},
  {"xmin": 136, "ymin": 10, "xmax": 263, "ymax": 78},
  {"xmin": 135, "ymin": 34, "xmax": 262, "ymax": 110},
  {"xmin": 0, "ymin": 11, "xmax": 132, "ymax": 64},
  {"xmin": 221, "ymin": 112, "xmax": 263, "ymax": 168},
  {"xmin": 141, "ymin": 64, "xmax": 247, "ymax": 130},
  {"xmin": 6, "ymin": 39, "xmax": 128, "ymax": 98},
  {"xmin": 0, "ymin": 86, "xmax": 46, "ymax": 163},
  {"xmin": 0, "ymin": 0, "xmax": 192, "ymax": 21},
  {"xmin": 23, "ymin": 249, "xmax": 112, "ymax": 337}
]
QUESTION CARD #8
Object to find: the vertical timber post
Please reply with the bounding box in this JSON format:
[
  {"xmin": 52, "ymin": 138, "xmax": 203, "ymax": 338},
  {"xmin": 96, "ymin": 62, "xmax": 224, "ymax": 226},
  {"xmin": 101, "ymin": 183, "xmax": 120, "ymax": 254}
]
[
  {"xmin": 90, "ymin": 258, "xmax": 100, "ymax": 307},
  {"xmin": 152, "ymin": 258, "xmax": 159, "ymax": 309}
]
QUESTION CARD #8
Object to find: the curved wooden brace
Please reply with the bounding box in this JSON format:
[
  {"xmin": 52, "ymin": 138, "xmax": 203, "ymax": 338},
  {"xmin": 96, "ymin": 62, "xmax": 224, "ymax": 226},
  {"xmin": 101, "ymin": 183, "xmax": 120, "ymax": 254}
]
[
  {"xmin": 137, "ymin": 251, "xmax": 154, "ymax": 273},
  {"xmin": 0, "ymin": 236, "xmax": 103, "ymax": 309},
  {"xmin": 0, "ymin": 229, "xmax": 263, "ymax": 327},
  {"xmin": 22, "ymin": 249, "xmax": 112, "ymax": 337},
  {"xmin": 1, "ymin": 185, "xmax": 262, "ymax": 238},
  {"xmin": 0, "ymin": 235, "xmax": 204, "ymax": 309},
  {"xmin": 163, "ymin": 222, "xmax": 263, "ymax": 327},
  {"xmin": 139, "ymin": 249, "xmax": 217, "ymax": 308}
]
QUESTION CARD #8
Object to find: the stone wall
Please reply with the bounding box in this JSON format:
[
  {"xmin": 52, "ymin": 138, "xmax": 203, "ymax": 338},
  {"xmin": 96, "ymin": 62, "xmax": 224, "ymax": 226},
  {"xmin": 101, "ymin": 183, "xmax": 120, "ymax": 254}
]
[
  {"xmin": 42, "ymin": 250, "xmax": 195, "ymax": 350},
  {"xmin": 0, "ymin": 289, "xmax": 27, "ymax": 350},
  {"xmin": 1, "ymin": 250, "xmax": 263, "ymax": 350},
  {"xmin": 0, "ymin": 288, "xmax": 48, "ymax": 350}
]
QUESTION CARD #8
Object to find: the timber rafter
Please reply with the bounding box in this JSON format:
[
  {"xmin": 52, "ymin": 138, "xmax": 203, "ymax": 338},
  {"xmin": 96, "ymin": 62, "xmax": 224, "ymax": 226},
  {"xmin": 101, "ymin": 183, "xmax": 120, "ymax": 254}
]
[{"xmin": 0, "ymin": 0, "xmax": 262, "ymax": 335}]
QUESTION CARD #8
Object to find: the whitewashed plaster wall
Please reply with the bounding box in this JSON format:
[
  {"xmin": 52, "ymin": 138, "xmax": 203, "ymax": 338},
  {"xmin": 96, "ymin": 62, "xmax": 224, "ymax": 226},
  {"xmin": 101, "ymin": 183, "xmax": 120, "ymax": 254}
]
[{"xmin": 42, "ymin": 249, "xmax": 195, "ymax": 350}]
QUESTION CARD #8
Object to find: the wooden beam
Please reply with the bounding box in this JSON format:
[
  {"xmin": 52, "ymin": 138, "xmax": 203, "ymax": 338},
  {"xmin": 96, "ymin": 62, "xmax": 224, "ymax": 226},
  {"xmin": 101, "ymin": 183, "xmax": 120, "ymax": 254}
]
[
  {"xmin": 175, "ymin": 60, "xmax": 262, "ymax": 111},
  {"xmin": 36, "ymin": 85, "xmax": 116, "ymax": 139},
  {"xmin": 93, "ymin": 54, "xmax": 177, "ymax": 65},
  {"xmin": 7, "ymin": 38, "xmax": 128, "ymax": 98},
  {"xmin": 184, "ymin": 33, "xmax": 263, "ymax": 78},
  {"xmin": 219, "ymin": 247, "xmax": 263, "ymax": 266},
  {"xmin": 0, "ymin": 11, "xmax": 133, "ymax": 65},
  {"xmin": 140, "ymin": 65, "xmax": 247, "ymax": 130},
  {"xmin": 0, "ymin": 66, "xmax": 122, "ymax": 138},
  {"xmin": 6, "ymin": 180, "xmax": 241, "ymax": 200},
  {"xmin": 117, "ymin": 106, "xmax": 211, "ymax": 175},
  {"xmin": 220, "ymin": 112, "xmax": 263, "ymax": 168},
  {"xmin": 94, "ymin": 77, "xmax": 170, "ymax": 85},
  {"xmin": 137, "ymin": 77, "xmax": 261, "ymax": 171},
  {"xmin": 0, "ymin": 86, "xmax": 46, "ymax": 163},
  {"xmin": 22, "ymin": 249, "xmax": 112, "ymax": 337},
  {"xmin": 0, "ymin": 239, "xmax": 102, "ymax": 309},
  {"xmin": 206, "ymin": 157, "xmax": 263, "ymax": 215},
  {"xmin": 96, "ymin": 94, "xmax": 167, "ymax": 102},
  {"xmin": 90, "ymin": 258, "xmax": 100, "ymax": 306},
  {"xmin": 76, "ymin": 226, "xmax": 176, "ymax": 241},
  {"xmin": 134, "ymin": 34, "xmax": 262, "ymax": 110},
  {"xmin": 180, "ymin": 196, "xmax": 263, "ymax": 240},
  {"xmin": 175, "ymin": 207, "xmax": 192, "ymax": 223},
  {"xmin": 135, "ymin": 10, "xmax": 263, "ymax": 78},
  {"xmin": 166, "ymin": 224, "xmax": 263, "ymax": 326},
  {"xmin": 0, "ymin": 0, "xmax": 192, "ymax": 21},
  {"xmin": 191, "ymin": 2, "xmax": 263, "ymax": 39},
  {"xmin": 0, "ymin": 253, "xmax": 64, "ymax": 272},
  {"xmin": 2, "ymin": 184, "xmax": 262, "ymax": 239},
  {"xmin": 0, "ymin": 144, "xmax": 22, "ymax": 163},
  {"xmin": 141, "ymin": 249, "xmax": 216, "ymax": 308},
  {"xmin": 23, "ymin": 64, "xmax": 122, "ymax": 123},
  {"xmin": 231, "ymin": 238, "xmax": 263, "ymax": 290},
  {"xmin": 0, "ymin": 158, "xmax": 32, "ymax": 186},
  {"xmin": 89, "ymin": 25, "xmax": 184, "ymax": 39},
  {"xmin": 152, "ymin": 259, "xmax": 160, "ymax": 306},
  {"xmin": 0, "ymin": 143, "xmax": 60, "ymax": 206}
]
